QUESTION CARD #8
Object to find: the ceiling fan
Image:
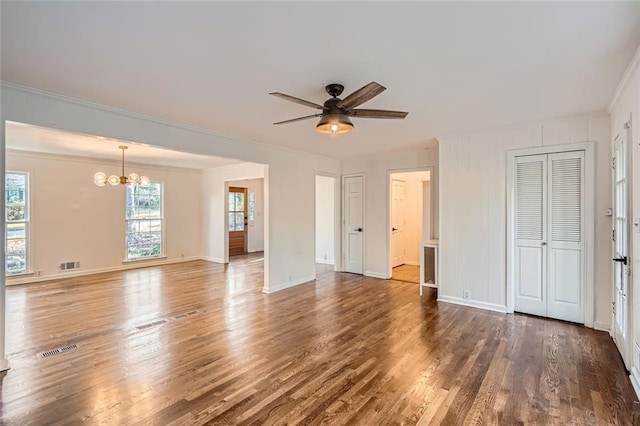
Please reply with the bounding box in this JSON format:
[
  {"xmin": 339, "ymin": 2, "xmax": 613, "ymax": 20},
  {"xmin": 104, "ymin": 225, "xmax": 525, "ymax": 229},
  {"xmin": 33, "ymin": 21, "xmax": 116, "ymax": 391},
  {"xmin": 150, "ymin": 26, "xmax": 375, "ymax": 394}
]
[{"xmin": 269, "ymin": 82, "xmax": 408, "ymax": 135}]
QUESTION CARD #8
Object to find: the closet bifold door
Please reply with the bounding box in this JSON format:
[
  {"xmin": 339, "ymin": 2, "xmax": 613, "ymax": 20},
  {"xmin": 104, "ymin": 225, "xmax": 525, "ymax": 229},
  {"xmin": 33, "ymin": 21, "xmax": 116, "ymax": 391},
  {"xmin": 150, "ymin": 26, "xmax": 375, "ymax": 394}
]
[
  {"xmin": 514, "ymin": 154, "xmax": 548, "ymax": 317},
  {"xmin": 546, "ymin": 151, "xmax": 584, "ymax": 323}
]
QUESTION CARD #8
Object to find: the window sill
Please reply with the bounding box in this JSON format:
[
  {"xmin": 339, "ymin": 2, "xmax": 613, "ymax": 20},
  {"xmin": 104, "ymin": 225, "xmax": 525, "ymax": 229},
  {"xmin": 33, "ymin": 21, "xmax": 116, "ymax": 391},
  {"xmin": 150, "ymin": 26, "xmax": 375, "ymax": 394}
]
[
  {"xmin": 122, "ymin": 256, "xmax": 166, "ymax": 264},
  {"xmin": 6, "ymin": 270, "xmax": 34, "ymax": 278}
]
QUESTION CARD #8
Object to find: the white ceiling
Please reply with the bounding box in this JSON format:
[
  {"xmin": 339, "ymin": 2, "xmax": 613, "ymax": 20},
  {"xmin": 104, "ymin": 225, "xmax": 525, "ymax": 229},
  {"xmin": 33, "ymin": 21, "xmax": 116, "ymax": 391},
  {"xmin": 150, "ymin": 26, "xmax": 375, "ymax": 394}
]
[
  {"xmin": 2, "ymin": 2, "xmax": 639, "ymax": 159},
  {"xmin": 5, "ymin": 122, "xmax": 242, "ymax": 169}
]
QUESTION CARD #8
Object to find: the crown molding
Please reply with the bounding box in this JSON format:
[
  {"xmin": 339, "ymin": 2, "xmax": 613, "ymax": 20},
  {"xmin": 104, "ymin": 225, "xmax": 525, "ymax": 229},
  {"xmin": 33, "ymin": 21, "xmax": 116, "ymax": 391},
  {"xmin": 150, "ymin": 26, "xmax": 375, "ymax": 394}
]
[{"xmin": 608, "ymin": 44, "xmax": 640, "ymax": 113}]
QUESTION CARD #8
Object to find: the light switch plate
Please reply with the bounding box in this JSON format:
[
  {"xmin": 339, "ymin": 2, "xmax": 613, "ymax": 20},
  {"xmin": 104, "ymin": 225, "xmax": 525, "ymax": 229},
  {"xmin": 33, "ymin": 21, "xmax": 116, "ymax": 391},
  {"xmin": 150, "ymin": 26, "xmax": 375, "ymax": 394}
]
[
  {"xmin": 605, "ymin": 208, "xmax": 613, "ymax": 216},
  {"xmin": 634, "ymin": 218, "xmax": 640, "ymax": 233}
]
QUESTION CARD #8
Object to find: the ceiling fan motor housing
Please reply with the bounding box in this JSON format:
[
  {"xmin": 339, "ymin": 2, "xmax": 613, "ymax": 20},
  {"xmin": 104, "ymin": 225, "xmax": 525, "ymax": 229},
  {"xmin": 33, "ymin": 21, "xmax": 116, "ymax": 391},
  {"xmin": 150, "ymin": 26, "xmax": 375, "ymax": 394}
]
[{"xmin": 325, "ymin": 83, "xmax": 344, "ymax": 98}]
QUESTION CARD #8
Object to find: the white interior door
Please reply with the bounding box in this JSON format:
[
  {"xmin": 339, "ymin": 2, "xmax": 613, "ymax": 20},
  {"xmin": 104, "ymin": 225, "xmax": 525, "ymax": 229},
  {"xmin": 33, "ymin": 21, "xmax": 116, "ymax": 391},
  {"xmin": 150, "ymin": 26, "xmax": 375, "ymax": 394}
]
[
  {"xmin": 613, "ymin": 131, "xmax": 630, "ymax": 365},
  {"xmin": 391, "ymin": 179, "xmax": 406, "ymax": 267},
  {"xmin": 343, "ymin": 176, "xmax": 364, "ymax": 274},
  {"xmin": 546, "ymin": 151, "xmax": 584, "ymax": 323},
  {"xmin": 514, "ymin": 151, "xmax": 584, "ymax": 323},
  {"xmin": 514, "ymin": 155, "xmax": 548, "ymax": 317}
]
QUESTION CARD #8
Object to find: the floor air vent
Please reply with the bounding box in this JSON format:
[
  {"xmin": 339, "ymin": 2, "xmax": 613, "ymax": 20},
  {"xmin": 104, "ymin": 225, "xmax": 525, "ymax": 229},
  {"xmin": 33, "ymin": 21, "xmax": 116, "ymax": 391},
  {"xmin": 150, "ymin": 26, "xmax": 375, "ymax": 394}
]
[
  {"xmin": 173, "ymin": 310, "xmax": 198, "ymax": 320},
  {"xmin": 135, "ymin": 319, "xmax": 167, "ymax": 331},
  {"xmin": 40, "ymin": 343, "xmax": 79, "ymax": 358}
]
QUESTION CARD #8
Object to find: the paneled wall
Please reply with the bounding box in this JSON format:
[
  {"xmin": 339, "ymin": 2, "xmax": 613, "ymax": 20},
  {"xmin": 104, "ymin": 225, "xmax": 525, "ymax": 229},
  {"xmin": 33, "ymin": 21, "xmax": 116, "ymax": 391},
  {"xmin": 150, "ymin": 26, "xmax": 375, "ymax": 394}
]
[{"xmin": 438, "ymin": 113, "xmax": 612, "ymax": 328}]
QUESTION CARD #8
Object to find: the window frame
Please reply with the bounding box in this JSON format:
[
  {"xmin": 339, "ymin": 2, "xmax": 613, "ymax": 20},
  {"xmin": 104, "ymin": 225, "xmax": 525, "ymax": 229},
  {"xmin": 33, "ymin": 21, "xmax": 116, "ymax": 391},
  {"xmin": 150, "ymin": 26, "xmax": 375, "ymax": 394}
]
[
  {"xmin": 124, "ymin": 181, "xmax": 165, "ymax": 261},
  {"xmin": 5, "ymin": 171, "xmax": 30, "ymax": 275}
]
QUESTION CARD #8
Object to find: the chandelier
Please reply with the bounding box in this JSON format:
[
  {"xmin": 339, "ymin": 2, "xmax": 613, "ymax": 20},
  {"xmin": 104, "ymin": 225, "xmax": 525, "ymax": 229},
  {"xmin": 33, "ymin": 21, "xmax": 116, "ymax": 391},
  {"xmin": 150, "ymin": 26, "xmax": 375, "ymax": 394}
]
[{"xmin": 94, "ymin": 146, "xmax": 150, "ymax": 187}]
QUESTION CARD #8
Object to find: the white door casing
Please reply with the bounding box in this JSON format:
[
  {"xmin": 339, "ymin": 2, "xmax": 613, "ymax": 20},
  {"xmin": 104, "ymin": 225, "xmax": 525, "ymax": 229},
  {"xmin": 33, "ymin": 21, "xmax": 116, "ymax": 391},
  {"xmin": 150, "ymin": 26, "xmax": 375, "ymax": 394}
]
[
  {"xmin": 343, "ymin": 175, "xmax": 364, "ymax": 274},
  {"xmin": 513, "ymin": 151, "xmax": 585, "ymax": 324},
  {"xmin": 391, "ymin": 179, "xmax": 406, "ymax": 268},
  {"xmin": 613, "ymin": 128, "xmax": 630, "ymax": 366}
]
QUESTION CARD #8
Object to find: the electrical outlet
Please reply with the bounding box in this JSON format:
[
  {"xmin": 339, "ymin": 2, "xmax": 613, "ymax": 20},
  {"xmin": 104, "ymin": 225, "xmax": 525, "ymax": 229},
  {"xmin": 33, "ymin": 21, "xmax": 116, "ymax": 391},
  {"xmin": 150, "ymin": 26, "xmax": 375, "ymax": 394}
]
[
  {"xmin": 181, "ymin": 253, "xmax": 184, "ymax": 258},
  {"xmin": 463, "ymin": 290, "xmax": 471, "ymax": 300},
  {"xmin": 36, "ymin": 270, "xmax": 42, "ymax": 277}
]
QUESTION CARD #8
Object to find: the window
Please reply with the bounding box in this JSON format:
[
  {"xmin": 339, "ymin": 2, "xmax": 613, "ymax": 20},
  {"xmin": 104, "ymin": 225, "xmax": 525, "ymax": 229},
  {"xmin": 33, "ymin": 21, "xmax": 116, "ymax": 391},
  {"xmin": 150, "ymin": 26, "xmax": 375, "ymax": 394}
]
[
  {"xmin": 228, "ymin": 189, "xmax": 245, "ymax": 232},
  {"xmin": 126, "ymin": 183, "xmax": 163, "ymax": 260},
  {"xmin": 248, "ymin": 191, "xmax": 255, "ymax": 221},
  {"xmin": 6, "ymin": 172, "xmax": 28, "ymax": 274}
]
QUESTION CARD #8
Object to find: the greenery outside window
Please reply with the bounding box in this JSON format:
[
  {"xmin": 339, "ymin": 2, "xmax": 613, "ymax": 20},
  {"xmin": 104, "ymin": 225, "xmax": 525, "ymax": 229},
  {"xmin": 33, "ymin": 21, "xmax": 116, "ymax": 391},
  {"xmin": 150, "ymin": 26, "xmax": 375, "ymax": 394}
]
[
  {"xmin": 126, "ymin": 182, "xmax": 163, "ymax": 260},
  {"xmin": 6, "ymin": 172, "xmax": 28, "ymax": 274}
]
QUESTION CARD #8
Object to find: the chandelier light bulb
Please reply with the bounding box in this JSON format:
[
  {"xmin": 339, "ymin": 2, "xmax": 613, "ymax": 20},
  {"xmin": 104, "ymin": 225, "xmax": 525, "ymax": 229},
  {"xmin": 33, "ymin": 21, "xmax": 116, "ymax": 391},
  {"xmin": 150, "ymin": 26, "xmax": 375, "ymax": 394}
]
[
  {"xmin": 108, "ymin": 175, "xmax": 120, "ymax": 186},
  {"xmin": 128, "ymin": 172, "xmax": 140, "ymax": 184},
  {"xmin": 94, "ymin": 172, "xmax": 107, "ymax": 186},
  {"xmin": 139, "ymin": 175, "xmax": 151, "ymax": 187}
]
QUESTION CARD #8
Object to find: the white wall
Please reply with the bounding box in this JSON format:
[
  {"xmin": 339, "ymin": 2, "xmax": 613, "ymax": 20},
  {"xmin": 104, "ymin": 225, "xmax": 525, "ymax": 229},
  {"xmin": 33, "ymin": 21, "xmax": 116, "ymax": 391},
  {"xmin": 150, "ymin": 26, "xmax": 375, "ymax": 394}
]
[
  {"xmin": 341, "ymin": 145, "xmax": 438, "ymax": 278},
  {"xmin": 608, "ymin": 47, "xmax": 640, "ymax": 385},
  {"xmin": 315, "ymin": 175, "xmax": 335, "ymax": 265},
  {"xmin": 438, "ymin": 113, "xmax": 612, "ymax": 327},
  {"xmin": 229, "ymin": 178, "xmax": 264, "ymax": 253},
  {"xmin": 6, "ymin": 150, "xmax": 203, "ymax": 283}
]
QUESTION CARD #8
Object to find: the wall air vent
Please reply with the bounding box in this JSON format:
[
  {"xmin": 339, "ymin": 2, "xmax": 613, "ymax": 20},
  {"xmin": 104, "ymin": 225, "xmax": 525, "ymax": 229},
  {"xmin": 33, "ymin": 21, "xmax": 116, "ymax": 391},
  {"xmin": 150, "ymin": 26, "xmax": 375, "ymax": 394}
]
[{"xmin": 59, "ymin": 261, "xmax": 80, "ymax": 271}]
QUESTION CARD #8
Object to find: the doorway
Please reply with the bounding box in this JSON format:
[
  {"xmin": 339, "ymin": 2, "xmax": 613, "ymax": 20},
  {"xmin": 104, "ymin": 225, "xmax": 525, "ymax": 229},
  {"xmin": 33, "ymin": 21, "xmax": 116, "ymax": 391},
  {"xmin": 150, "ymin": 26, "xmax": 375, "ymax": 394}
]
[
  {"xmin": 315, "ymin": 175, "xmax": 338, "ymax": 276},
  {"xmin": 388, "ymin": 170, "xmax": 431, "ymax": 283}
]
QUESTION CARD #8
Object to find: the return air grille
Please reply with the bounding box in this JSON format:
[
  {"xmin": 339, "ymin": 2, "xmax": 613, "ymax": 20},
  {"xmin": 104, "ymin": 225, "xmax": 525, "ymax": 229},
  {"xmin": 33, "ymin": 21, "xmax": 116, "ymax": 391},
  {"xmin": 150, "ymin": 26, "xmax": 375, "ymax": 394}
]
[
  {"xmin": 173, "ymin": 310, "xmax": 198, "ymax": 320},
  {"xmin": 40, "ymin": 343, "xmax": 79, "ymax": 358},
  {"xmin": 135, "ymin": 320, "xmax": 167, "ymax": 331}
]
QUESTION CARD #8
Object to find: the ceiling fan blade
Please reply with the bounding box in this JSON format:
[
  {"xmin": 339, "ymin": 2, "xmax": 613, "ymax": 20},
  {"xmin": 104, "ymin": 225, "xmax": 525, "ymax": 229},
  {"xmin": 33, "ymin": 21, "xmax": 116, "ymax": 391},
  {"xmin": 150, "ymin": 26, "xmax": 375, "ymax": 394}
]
[
  {"xmin": 269, "ymin": 92, "xmax": 326, "ymax": 110},
  {"xmin": 336, "ymin": 82, "xmax": 386, "ymax": 109},
  {"xmin": 347, "ymin": 109, "xmax": 408, "ymax": 119},
  {"xmin": 273, "ymin": 113, "xmax": 323, "ymax": 125}
]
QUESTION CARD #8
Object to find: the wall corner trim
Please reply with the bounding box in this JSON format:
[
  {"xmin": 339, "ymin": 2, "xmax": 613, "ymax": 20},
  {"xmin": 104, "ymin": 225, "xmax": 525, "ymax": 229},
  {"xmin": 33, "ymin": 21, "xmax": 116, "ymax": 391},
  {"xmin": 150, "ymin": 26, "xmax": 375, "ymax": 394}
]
[
  {"xmin": 593, "ymin": 321, "xmax": 611, "ymax": 332},
  {"xmin": 263, "ymin": 275, "xmax": 316, "ymax": 294},
  {"xmin": 0, "ymin": 358, "xmax": 9, "ymax": 372},
  {"xmin": 437, "ymin": 295, "xmax": 508, "ymax": 314},
  {"xmin": 364, "ymin": 271, "xmax": 389, "ymax": 279}
]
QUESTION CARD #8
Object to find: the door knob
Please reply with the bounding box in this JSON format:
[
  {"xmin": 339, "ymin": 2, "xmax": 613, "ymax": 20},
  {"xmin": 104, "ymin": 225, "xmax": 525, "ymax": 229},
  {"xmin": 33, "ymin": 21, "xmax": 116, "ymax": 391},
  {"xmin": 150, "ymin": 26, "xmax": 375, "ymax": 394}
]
[
  {"xmin": 613, "ymin": 256, "xmax": 628, "ymax": 265},
  {"xmin": 392, "ymin": 227, "xmax": 398, "ymax": 231},
  {"xmin": 354, "ymin": 228, "xmax": 363, "ymax": 232},
  {"xmin": 541, "ymin": 242, "xmax": 547, "ymax": 246}
]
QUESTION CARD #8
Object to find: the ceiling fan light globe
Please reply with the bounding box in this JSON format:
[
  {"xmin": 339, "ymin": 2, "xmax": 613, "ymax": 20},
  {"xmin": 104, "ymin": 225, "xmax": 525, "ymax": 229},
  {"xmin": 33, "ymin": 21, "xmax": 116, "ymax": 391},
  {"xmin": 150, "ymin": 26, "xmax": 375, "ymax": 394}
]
[{"xmin": 316, "ymin": 114, "xmax": 353, "ymax": 135}]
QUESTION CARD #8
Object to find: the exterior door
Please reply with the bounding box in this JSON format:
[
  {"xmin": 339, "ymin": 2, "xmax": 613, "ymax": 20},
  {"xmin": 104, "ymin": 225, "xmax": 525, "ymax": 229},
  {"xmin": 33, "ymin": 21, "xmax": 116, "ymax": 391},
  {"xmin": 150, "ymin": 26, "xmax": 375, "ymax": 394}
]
[
  {"xmin": 343, "ymin": 175, "xmax": 364, "ymax": 274},
  {"xmin": 391, "ymin": 179, "xmax": 406, "ymax": 267},
  {"xmin": 613, "ymin": 129, "xmax": 630, "ymax": 365},
  {"xmin": 514, "ymin": 151, "xmax": 585, "ymax": 323},
  {"xmin": 228, "ymin": 187, "xmax": 247, "ymax": 256}
]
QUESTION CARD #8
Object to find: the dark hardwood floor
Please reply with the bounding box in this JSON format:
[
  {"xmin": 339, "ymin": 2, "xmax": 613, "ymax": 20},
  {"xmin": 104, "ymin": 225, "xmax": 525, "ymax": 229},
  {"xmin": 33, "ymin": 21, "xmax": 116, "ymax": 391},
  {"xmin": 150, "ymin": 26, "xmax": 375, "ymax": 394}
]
[{"xmin": 1, "ymin": 254, "xmax": 638, "ymax": 425}]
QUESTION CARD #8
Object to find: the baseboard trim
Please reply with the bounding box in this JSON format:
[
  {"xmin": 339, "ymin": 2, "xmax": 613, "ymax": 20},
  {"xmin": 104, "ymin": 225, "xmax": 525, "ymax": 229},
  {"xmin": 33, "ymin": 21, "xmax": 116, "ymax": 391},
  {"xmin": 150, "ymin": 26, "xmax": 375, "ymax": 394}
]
[
  {"xmin": 6, "ymin": 256, "xmax": 202, "ymax": 285},
  {"xmin": 437, "ymin": 295, "xmax": 508, "ymax": 314},
  {"xmin": 315, "ymin": 259, "xmax": 335, "ymax": 265},
  {"xmin": 630, "ymin": 367, "xmax": 640, "ymax": 401},
  {"xmin": 200, "ymin": 256, "xmax": 225, "ymax": 264},
  {"xmin": 593, "ymin": 321, "xmax": 611, "ymax": 332},
  {"xmin": 0, "ymin": 357, "xmax": 9, "ymax": 372},
  {"xmin": 404, "ymin": 261, "xmax": 419, "ymax": 266},
  {"xmin": 263, "ymin": 274, "xmax": 316, "ymax": 294},
  {"xmin": 364, "ymin": 271, "xmax": 389, "ymax": 279}
]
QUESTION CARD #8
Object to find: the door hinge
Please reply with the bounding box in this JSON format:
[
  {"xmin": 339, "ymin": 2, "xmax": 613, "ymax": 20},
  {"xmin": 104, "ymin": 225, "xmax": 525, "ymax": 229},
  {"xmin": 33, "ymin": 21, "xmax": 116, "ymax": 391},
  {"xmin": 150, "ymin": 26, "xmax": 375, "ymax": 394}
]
[
  {"xmin": 624, "ymin": 121, "xmax": 631, "ymax": 130},
  {"xmin": 612, "ymin": 157, "xmax": 616, "ymax": 170},
  {"xmin": 612, "ymin": 301, "xmax": 616, "ymax": 315},
  {"xmin": 612, "ymin": 229, "xmax": 615, "ymax": 241}
]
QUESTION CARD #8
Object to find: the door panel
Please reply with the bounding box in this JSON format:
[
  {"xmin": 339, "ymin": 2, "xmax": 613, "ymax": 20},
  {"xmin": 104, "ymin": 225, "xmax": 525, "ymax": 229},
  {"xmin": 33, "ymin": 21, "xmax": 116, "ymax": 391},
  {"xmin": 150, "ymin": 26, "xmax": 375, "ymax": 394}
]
[
  {"xmin": 391, "ymin": 179, "xmax": 406, "ymax": 267},
  {"xmin": 343, "ymin": 176, "xmax": 364, "ymax": 274},
  {"xmin": 228, "ymin": 187, "xmax": 247, "ymax": 256},
  {"xmin": 547, "ymin": 151, "xmax": 584, "ymax": 323},
  {"xmin": 613, "ymin": 129, "xmax": 630, "ymax": 366},
  {"xmin": 514, "ymin": 155, "xmax": 547, "ymax": 316}
]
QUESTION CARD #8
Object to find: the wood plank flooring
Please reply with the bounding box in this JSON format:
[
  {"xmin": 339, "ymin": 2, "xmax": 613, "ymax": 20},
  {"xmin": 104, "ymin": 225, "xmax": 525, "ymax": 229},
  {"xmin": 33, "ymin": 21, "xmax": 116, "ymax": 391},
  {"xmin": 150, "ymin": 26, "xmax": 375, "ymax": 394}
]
[
  {"xmin": 392, "ymin": 264, "xmax": 419, "ymax": 284},
  {"xmin": 2, "ymin": 254, "xmax": 639, "ymax": 425}
]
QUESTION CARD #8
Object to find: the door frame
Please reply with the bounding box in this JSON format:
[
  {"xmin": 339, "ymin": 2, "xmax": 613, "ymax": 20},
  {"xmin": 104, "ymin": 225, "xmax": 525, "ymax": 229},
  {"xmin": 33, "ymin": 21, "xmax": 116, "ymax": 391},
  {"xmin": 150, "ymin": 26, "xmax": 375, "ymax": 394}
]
[
  {"xmin": 386, "ymin": 167, "xmax": 435, "ymax": 279},
  {"xmin": 341, "ymin": 173, "xmax": 365, "ymax": 274},
  {"xmin": 506, "ymin": 142, "xmax": 595, "ymax": 327},
  {"xmin": 314, "ymin": 172, "xmax": 342, "ymax": 272}
]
